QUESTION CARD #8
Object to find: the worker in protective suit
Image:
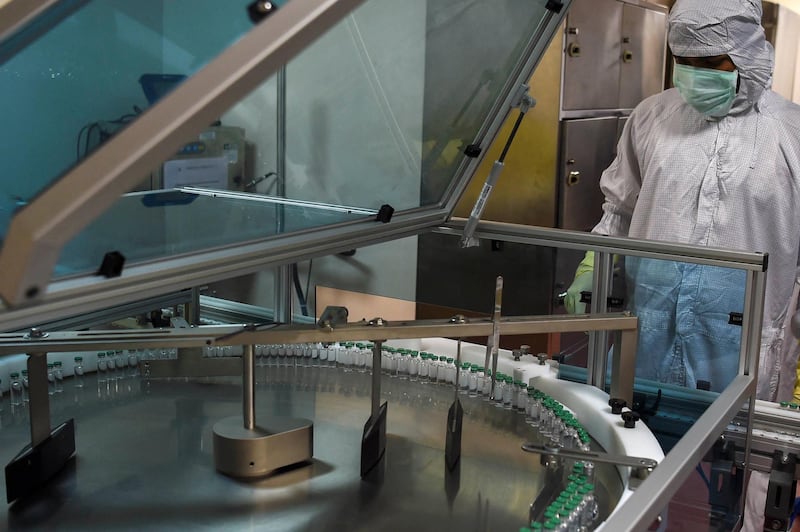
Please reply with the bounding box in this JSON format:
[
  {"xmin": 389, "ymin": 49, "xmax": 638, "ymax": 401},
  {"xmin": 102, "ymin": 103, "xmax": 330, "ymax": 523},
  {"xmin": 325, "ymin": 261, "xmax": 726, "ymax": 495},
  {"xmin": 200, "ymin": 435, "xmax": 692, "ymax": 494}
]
[{"xmin": 565, "ymin": 0, "xmax": 800, "ymax": 528}]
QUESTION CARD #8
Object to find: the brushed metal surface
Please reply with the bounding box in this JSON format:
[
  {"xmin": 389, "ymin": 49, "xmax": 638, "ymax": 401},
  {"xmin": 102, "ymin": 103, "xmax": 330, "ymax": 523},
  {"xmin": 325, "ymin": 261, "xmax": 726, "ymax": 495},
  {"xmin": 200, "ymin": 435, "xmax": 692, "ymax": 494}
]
[
  {"xmin": 212, "ymin": 415, "xmax": 313, "ymax": 478},
  {"xmin": 558, "ymin": 117, "xmax": 619, "ymax": 232},
  {"xmin": 618, "ymin": 4, "xmax": 667, "ymax": 109},
  {"xmin": 0, "ymin": 366, "xmax": 623, "ymax": 531},
  {"xmin": 562, "ymin": 0, "xmax": 623, "ymax": 111}
]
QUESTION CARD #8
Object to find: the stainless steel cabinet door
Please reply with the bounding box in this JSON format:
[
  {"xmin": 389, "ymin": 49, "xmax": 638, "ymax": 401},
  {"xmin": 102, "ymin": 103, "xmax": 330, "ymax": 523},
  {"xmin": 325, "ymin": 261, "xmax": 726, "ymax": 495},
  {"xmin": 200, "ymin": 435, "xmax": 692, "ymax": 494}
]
[
  {"xmin": 562, "ymin": 0, "xmax": 623, "ymax": 111},
  {"xmin": 558, "ymin": 117, "xmax": 619, "ymax": 231},
  {"xmin": 619, "ymin": 4, "xmax": 667, "ymax": 109}
]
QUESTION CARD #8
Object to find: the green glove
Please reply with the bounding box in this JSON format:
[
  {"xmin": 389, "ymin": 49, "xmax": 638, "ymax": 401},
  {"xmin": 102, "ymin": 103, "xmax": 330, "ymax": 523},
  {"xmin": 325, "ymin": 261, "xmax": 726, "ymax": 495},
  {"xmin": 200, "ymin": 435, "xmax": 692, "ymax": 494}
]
[{"xmin": 565, "ymin": 251, "xmax": 594, "ymax": 314}]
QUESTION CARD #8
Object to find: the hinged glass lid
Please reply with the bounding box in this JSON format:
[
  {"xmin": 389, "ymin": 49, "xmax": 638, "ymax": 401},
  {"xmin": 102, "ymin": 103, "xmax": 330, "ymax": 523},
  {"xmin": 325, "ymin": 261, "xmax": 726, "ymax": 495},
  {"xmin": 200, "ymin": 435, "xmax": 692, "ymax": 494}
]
[{"xmin": 0, "ymin": 0, "xmax": 570, "ymax": 321}]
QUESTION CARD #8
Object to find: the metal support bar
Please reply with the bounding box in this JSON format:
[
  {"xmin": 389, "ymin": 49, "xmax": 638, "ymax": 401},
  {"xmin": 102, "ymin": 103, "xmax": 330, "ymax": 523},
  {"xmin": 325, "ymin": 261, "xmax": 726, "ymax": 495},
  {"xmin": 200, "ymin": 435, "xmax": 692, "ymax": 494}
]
[
  {"xmin": 371, "ymin": 341, "xmax": 382, "ymax": 418},
  {"xmin": 186, "ymin": 287, "xmax": 201, "ymax": 326},
  {"xmin": 740, "ymin": 269, "xmax": 767, "ymax": 521},
  {"xmin": 521, "ymin": 442, "xmax": 657, "ymax": 488},
  {"xmin": 27, "ymin": 353, "xmax": 51, "ymax": 446},
  {"xmin": 243, "ymin": 344, "xmax": 255, "ymax": 430},
  {"xmin": 0, "ymin": 0, "xmax": 85, "ymax": 66},
  {"xmin": 440, "ymin": 219, "xmax": 769, "ymax": 271},
  {"xmin": 485, "ymin": 277, "xmax": 503, "ymax": 399},
  {"xmin": 610, "ymin": 327, "xmax": 637, "ymax": 406},
  {"xmin": 361, "ymin": 338, "xmax": 388, "ymax": 477},
  {"xmin": 587, "ymin": 251, "xmax": 613, "ymax": 391},
  {"xmin": 273, "ymin": 64, "xmax": 292, "ymax": 326},
  {"xmin": 0, "ymin": 314, "xmax": 640, "ymax": 355}
]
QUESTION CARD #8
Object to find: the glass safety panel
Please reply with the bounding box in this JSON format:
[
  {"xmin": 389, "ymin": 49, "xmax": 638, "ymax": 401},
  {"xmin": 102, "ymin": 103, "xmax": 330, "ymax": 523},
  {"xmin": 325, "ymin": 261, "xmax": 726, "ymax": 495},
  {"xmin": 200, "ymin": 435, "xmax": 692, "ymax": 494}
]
[
  {"xmin": 0, "ymin": 0, "xmax": 273, "ymax": 238},
  {"xmin": 42, "ymin": 0, "xmax": 563, "ymax": 280},
  {"xmin": 553, "ymin": 251, "xmax": 747, "ymax": 458},
  {"xmin": 58, "ymin": 190, "xmax": 371, "ymax": 277},
  {"xmin": 265, "ymin": 0, "xmax": 554, "ymax": 210}
]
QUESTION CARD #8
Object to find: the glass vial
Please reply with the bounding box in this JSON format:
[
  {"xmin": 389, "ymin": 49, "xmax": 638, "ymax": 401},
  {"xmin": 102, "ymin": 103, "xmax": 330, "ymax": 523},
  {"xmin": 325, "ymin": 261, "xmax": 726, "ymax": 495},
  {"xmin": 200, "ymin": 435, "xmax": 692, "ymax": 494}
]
[
  {"xmin": 53, "ymin": 361, "xmax": 64, "ymax": 393},
  {"xmin": 9, "ymin": 372, "xmax": 24, "ymax": 406},
  {"xmin": 74, "ymin": 356, "xmax": 85, "ymax": 388}
]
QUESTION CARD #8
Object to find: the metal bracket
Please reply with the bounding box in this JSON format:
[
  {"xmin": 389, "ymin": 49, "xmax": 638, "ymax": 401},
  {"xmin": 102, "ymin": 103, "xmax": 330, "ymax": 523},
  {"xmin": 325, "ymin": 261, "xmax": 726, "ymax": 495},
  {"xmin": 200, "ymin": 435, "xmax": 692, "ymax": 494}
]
[
  {"xmin": 764, "ymin": 450, "xmax": 797, "ymax": 531},
  {"xmin": 362, "ymin": 336, "xmax": 388, "ymax": 477},
  {"xmin": 510, "ymin": 83, "xmax": 536, "ymax": 112},
  {"xmin": 521, "ymin": 443, "xmax": 657, "ymax": 489},
  {"xmin": 707, "ymin": 438, "xmax": 742, "ymax": 530}
]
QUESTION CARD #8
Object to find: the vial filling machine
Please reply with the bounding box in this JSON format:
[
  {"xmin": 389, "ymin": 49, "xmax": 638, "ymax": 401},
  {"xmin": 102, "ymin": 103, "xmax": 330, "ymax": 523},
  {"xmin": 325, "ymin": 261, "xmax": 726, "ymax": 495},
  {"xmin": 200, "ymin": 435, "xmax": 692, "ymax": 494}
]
[{"xmin": 0, "ymin": 1, "xmax": 797, "ymax": 530}]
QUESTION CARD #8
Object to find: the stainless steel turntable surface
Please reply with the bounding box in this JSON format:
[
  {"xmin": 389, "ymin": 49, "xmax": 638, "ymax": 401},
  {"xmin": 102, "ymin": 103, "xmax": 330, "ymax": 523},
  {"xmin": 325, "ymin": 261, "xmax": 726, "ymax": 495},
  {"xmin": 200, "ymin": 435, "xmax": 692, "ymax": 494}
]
[{"xmin": 0, "ymin": 363, "xmax": 622, "ymax": 531}]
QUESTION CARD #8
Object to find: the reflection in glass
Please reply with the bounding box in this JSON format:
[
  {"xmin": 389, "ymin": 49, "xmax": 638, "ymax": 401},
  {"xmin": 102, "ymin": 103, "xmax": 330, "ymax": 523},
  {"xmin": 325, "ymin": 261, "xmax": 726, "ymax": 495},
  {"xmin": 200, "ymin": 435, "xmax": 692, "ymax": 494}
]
[
  {"xmin": 1, "ymin": 0, "xmax": 256, "ymax": 239},
  {"xmin": 58, "ymin": 191, "xmax": 370, "ymax": 277},
  {"xmin": 624, "ymin": 257, "xmax": 744, "ymax": 395}
]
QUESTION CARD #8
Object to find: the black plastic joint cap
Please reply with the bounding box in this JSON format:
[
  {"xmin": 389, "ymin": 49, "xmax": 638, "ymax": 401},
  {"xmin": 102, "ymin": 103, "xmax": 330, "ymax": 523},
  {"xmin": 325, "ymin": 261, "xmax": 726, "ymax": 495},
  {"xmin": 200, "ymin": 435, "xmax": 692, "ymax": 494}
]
[
  {"xmin": 545, "ymin": 0, "xmax": 564, "ymax": 13},
  {"xmin": 97, "ymin": 251, "xmax": 125, "ymax": 278},
  {"xmin": 464, "ymin": 144, "xmax": 482, "ymax": 158},
  {"xmin": 622, "ymin": 410, "xmax": 640, "ymax": 429},
  {"xmin": 247, "ymin": 0, "xmax": 278, "ymax": 24},
  {"xmin": 376, "ymin": 204, "xmax": 394, "ymax": 223},
  {"xmin": 608, "ymin": 398, "xmax": 627, "ymax": 415},
  {"xmin": 696, "ymin": 380, "xmax": 711, "ymax": 391}
]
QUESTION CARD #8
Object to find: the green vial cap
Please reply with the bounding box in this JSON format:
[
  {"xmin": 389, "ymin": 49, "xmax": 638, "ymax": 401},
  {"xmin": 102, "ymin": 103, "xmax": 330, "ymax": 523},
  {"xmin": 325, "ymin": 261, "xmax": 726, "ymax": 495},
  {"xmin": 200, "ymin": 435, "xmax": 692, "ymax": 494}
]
[{"xmin": 74, "ymin": 356, "xmax": 83, "ymax": 362}]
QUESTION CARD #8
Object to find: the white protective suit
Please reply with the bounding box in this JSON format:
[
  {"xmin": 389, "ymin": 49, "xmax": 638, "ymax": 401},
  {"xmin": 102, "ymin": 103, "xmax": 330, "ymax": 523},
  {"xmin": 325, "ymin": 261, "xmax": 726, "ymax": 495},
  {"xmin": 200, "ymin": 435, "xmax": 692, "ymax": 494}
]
[
  {"xmin": 594, "ymin": 0, "xmax": 800, "ymax": 401},
  {"xmin": 593, "ymin": 1, "xmax": 800, "ymax": 529}
]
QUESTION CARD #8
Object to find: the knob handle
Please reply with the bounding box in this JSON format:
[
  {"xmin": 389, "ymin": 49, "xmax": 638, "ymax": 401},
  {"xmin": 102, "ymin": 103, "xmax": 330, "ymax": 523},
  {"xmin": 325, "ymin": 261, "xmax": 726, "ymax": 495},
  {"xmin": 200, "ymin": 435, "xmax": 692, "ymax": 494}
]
[{"xmin": 608, "ymin": 397, "xmax": 627, "ymax": 415}]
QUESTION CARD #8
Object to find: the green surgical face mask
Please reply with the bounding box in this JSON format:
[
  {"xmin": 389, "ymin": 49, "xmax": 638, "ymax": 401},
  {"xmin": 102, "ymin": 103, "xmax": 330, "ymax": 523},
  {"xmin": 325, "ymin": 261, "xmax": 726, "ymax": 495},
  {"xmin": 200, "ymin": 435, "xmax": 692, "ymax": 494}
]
[{"xmin": 673, "ymin": 63, "xmax": 738, "ymax": 117}]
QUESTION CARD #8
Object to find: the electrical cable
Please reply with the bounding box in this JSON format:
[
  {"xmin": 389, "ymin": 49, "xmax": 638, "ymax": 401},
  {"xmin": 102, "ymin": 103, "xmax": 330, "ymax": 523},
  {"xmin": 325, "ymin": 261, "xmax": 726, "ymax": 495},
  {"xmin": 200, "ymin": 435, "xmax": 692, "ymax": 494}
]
[{"xmin": 76, "ymin": 107, "xmax": 142, "ymax": 162}]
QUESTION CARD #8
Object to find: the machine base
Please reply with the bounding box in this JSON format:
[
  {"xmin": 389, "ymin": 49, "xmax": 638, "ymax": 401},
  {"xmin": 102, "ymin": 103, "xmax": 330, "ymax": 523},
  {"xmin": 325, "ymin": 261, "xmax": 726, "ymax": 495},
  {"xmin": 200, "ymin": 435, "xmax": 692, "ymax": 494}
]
[{"xmin": 212, "ymin": 416, "xmax": 313, "ymax": 478}]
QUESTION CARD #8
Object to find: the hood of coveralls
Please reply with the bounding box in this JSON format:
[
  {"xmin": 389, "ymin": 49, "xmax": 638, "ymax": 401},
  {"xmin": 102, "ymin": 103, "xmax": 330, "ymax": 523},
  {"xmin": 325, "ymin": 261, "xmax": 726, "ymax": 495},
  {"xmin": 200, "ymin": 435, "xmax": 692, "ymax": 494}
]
[{"xmin": 668, "ymin": 0, "xmax": 774, "ymax": 114}]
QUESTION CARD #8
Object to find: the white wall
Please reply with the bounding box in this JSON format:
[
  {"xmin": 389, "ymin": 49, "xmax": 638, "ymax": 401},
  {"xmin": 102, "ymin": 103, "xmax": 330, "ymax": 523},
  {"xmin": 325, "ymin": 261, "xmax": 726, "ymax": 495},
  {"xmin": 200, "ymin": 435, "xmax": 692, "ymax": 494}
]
[{"xmin": 773, "ymin": 5, "xmax": 800, "ymax": 103}]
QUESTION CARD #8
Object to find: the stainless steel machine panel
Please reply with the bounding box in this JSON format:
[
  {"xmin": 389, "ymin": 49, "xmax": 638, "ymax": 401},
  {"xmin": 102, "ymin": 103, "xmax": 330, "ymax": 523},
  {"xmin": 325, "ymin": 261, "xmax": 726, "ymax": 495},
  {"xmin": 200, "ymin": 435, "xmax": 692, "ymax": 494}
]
[
  {"xmin": 558, "ymin": 117, "xmax": 619, "ymax": 232},
  {"xmin": 619, "ymin": 4, "xmax": 667, "ymax": 109},
  {"xmin": 562, "ymin": 0, "xmax": 623, "ymax": 111}
]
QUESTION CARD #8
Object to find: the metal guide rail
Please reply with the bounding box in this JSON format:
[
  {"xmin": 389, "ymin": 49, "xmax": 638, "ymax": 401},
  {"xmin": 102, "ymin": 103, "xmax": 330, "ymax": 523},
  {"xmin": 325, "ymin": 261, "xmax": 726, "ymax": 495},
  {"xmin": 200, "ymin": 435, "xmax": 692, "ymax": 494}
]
[
  {"xmin": 725, "ymin": 401, "xmax": 800, "ymax": 475},
  {"xmin": 0, "ymin": 313, "xmax": 638, "ymax": 354}
]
